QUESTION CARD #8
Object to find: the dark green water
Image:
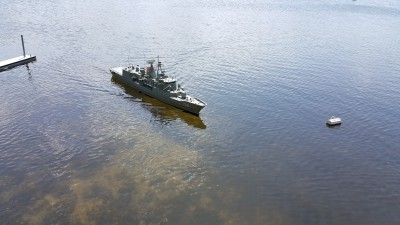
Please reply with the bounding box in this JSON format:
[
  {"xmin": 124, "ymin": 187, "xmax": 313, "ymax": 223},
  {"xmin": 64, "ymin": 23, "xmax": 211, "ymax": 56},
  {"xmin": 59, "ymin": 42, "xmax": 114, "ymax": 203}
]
[{"xmin": 1, "ymin": 0, "xmax": 400, "ymax": 224}]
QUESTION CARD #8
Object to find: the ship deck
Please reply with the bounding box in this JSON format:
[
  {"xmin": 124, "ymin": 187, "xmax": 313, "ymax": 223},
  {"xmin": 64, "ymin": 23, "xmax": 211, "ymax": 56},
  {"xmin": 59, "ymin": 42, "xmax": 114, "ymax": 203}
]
[{"xmin": 110, "ymin": 67, "xmax": 123, "ymax": 75}]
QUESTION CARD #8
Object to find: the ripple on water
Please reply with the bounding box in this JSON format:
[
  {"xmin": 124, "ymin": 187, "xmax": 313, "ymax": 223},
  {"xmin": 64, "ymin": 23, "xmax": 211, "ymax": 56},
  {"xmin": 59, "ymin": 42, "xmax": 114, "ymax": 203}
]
[{"xmin": 2, "ymin": 0, "xmax": 400, "ymax": 224}]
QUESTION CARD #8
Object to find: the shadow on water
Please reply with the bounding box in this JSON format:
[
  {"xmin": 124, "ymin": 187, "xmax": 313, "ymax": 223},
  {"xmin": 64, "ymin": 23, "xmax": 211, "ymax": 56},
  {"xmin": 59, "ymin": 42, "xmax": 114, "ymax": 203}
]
[
  {"xmin": 111, "ymin": 76, "xmax": 206, "ymax": 129},
  {"xmin": 326, "ymin": 124, "xmax": 342, "ymax": 129},
  {"xmin": 26, "ymin": 64, "xmax": 34, "ymax": 81}
]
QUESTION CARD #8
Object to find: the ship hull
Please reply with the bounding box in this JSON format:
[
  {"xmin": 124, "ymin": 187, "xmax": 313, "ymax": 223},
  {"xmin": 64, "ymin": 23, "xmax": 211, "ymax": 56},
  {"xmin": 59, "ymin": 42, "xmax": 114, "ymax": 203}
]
[{"xmin": 110, "ymin": 68, "xmax": 204, "ymax": 115}]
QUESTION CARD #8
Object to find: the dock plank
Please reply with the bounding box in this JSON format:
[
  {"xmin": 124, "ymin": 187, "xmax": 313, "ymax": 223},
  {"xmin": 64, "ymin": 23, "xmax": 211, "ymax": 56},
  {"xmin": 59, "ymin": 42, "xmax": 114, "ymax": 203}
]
[{"xmin": 0, "ymin": 55, "xmax": 36, "ymax": 71}]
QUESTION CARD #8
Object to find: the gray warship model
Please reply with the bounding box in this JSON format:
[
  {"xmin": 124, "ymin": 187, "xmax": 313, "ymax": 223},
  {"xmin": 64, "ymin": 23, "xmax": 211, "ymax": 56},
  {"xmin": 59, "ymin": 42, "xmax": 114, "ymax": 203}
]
[{"xmin": 110, "ymin": 58, "xmax": 206, "ymax": 115}]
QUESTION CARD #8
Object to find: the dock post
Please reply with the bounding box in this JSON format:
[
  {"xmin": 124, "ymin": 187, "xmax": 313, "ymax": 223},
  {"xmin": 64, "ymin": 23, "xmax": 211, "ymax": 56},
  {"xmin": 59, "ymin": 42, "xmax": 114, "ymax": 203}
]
[{"xmin": 21, "ymin": 35, "xmax": 26, "ymax": 57}]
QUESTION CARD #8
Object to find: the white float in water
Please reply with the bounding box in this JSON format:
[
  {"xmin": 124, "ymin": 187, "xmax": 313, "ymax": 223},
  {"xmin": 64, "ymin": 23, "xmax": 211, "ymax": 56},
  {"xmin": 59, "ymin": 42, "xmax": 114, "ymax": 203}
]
[{"xmin": 327, "ymin": 116, "xmax": 342, "ymax": 126}]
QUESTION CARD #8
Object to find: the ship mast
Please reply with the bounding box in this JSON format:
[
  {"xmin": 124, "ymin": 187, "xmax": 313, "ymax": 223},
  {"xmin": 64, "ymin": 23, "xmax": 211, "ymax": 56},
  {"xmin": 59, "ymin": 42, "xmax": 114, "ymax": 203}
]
[{"xmin": 157, "ymin": 55, "xmax": 160, "ymax": 76}]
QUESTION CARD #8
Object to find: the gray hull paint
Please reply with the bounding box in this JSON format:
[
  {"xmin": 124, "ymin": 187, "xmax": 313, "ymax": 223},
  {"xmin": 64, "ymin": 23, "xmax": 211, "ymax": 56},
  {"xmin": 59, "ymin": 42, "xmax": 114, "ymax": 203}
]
[{"xmin": 111, "ymin": 71, "xmax": 204, "ymax": 115}]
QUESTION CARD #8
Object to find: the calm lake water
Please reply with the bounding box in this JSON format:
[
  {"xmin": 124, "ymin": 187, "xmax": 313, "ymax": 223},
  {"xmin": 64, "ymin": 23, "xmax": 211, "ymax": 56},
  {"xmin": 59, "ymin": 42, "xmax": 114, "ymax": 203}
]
[{"xmin": 1, "ymin": 0, "xmax": 400, "ymax": 224}]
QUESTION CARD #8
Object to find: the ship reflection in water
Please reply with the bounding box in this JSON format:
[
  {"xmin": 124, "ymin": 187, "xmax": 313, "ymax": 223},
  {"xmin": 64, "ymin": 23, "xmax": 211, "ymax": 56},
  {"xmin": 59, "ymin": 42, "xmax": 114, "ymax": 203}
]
[{"xmin": 111, "ymin": 77, "xmax": 206, "ymax": 129}]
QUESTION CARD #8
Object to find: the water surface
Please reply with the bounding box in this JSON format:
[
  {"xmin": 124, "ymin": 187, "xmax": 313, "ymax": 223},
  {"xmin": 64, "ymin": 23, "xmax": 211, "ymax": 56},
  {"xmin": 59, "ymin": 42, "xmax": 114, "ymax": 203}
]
[{"xmin": 1, "ymin": 0, "xmax": 400, "ymax": 224}]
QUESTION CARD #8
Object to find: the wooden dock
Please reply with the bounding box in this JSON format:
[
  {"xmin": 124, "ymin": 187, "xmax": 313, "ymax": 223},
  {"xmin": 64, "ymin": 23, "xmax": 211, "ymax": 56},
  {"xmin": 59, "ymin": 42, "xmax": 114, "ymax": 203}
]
[
  {"xmin": 0, "ymin": 35, "xmax": 36, "ymax": 72},
  {"xmin": 0, "ymin": 55, "xmax": 36, "ymax": 71}
]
